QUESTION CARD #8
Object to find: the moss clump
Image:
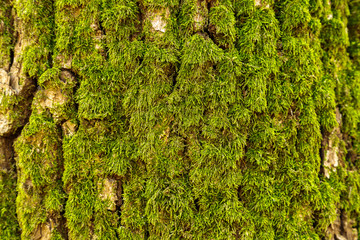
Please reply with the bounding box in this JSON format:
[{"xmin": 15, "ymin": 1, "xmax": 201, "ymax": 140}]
[
  {"xmin": 13, "ymin": 0, "xmax": 55, "ymax": 78},
  {"xmin": 0, "ymin": 0, "xmax": 13, "ymax": 70},
  {"xmin": 1, "ymin": 0, "xmax": 360, "ymax": 239},
  {"xmin": 0, "ymin": 162, "xmax": 20, "ymax": 239},
  {"xmin": 15, "ymin": 112, "xmax": 66, "ymax": 239}
]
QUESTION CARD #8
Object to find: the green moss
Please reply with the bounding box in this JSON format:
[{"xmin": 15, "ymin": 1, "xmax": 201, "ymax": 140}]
[
  {"xmin": 76, "ymin": 67, "xmax": 123, "ymax": 120},
  {"xmin": 11, "ymin": 1, "xmax": 69, "ymax": 234},
  {"xmin": 0, "ymin": 0, "xmax": 13, "ymax": 69},
  {"xmin": 209, "ymin": 3, "xmax": 236, "ymax": 48},
  {"xmin": 0, "ymin": 167, "xmax": 20, "ymax": 239},
  {"xmin": 15, "ymin": 111, "xmax": 65, "ymax": 239},
  {"xmin": 3, "ymin": 0, "xmax": 360, "ymax": 239},
  {"xmin": 237, "ymin": 5, "xmax": 279, "ymax": 113},
  {"xmin": 13, "ymin": 0, "xmax": 55, "ymax": 78}
]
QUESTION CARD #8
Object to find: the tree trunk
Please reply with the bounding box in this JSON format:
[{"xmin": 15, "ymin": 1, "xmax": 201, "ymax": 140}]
[{"xmin": 1, "ymin": 0, "xmax": 360, "ymax": 239}]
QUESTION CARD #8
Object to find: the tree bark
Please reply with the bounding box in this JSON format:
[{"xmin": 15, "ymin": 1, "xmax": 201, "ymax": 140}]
[{"xmin": 1, "ymin": 0, "xmax": 360, "ymax": 239}]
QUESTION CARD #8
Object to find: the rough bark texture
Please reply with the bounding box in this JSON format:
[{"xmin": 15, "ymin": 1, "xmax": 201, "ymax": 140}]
[{"xmin": 1, "ymin": 0, "xmax": 360, "ymax": 239}]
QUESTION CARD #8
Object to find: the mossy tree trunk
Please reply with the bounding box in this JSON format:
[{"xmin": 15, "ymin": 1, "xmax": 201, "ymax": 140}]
[{"xmin": 1, "ymin": 0, "xmax": 360, "ymax": 239}]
